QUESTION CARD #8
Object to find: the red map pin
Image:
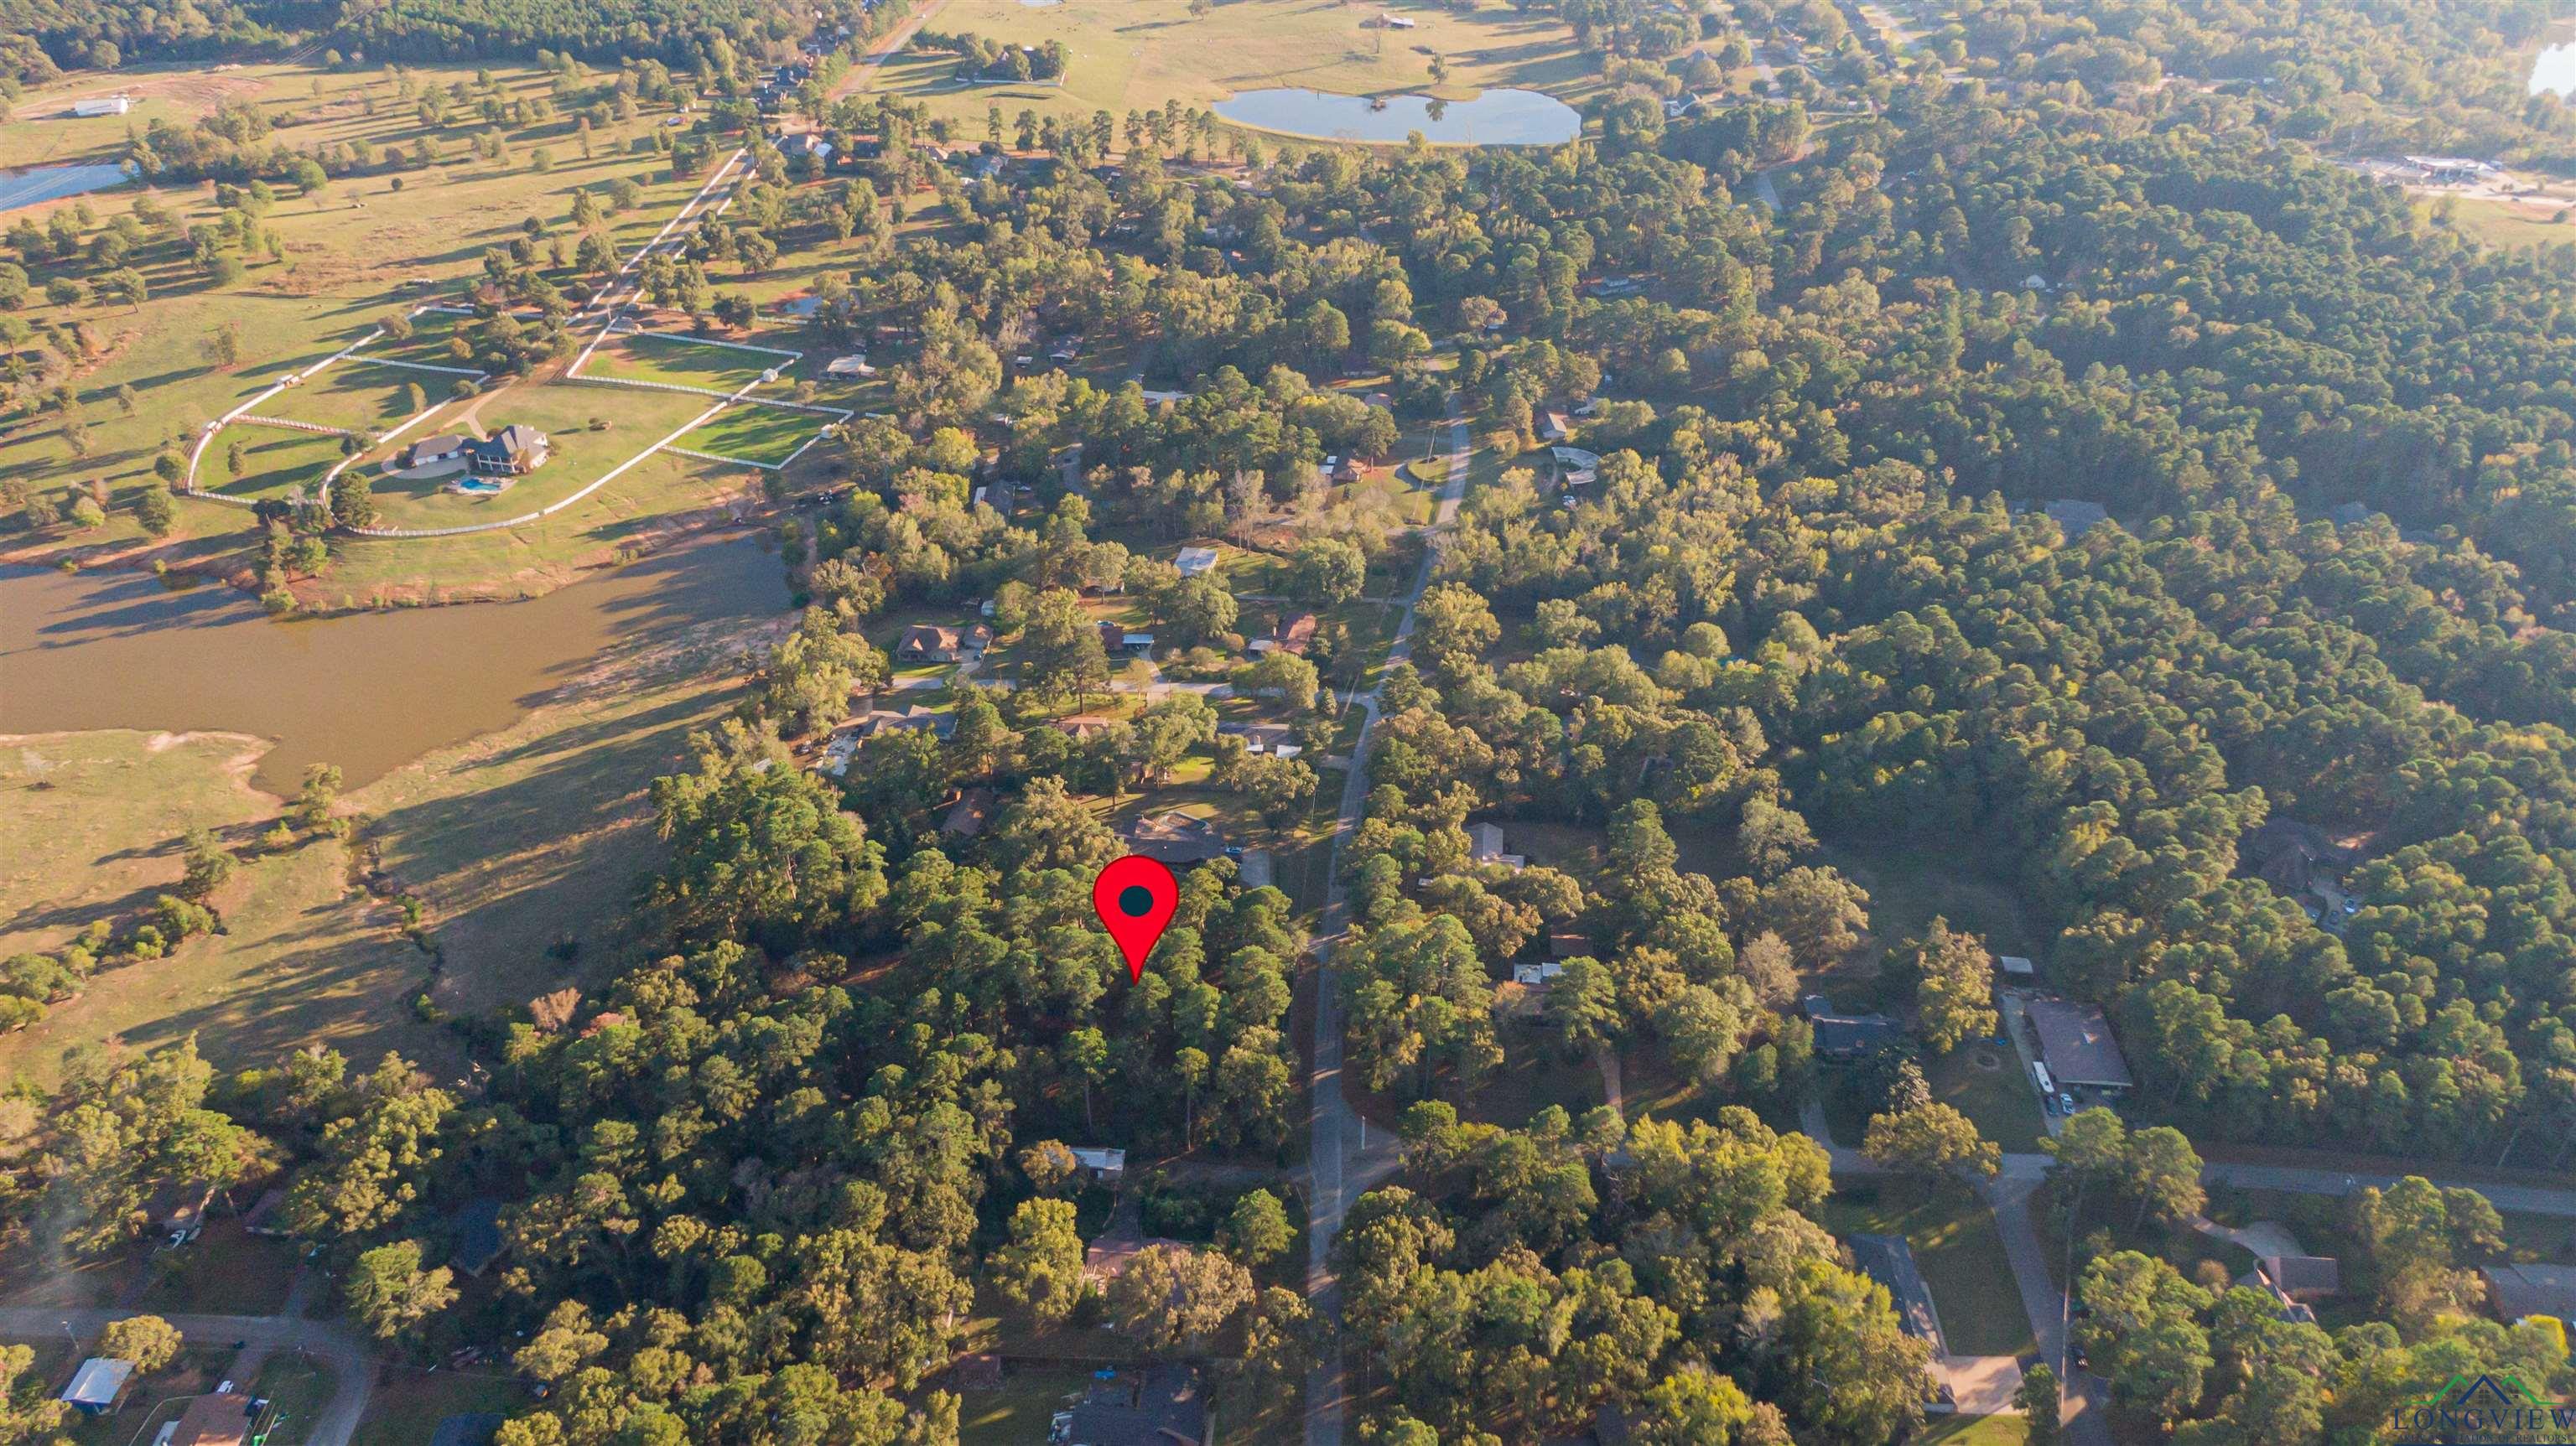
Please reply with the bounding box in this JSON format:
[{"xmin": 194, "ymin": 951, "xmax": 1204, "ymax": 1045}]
[{"xmin": 1093, "ymin": 855, "xmax": 1179, "ymax": 982}]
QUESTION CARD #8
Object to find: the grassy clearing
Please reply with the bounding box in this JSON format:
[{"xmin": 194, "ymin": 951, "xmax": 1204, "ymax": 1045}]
[
  {"xmin": 1464, "ymin": 1018, "xmax": 1604, "ymax": 1128},
  {"xmin": 351, "ymin": 1370, "xmax": 529, "ymax": 1446},
  {"xmin": 204, "ymin": 422, "xmax": 350, "ymax": 502},
  {"xmin": 865, "ymin": 0, "xmax": 1602, "ymax": 137},
  {"xmin": 1918, "ymin": 1416, "xmax": 2028, "ymax": 1446},
  {"xmin": 251, "ymin": 1355, "xmax": 339, "ymax": 1446},
  {"xmin": 0, "ymin": 731, "xmax": 431, "ymax": 1091},
  {"xmin": 1926, "ymin": 1040, "xmax": 2048, "ymax": 1154},
  {"xmin": 353, "ymin": 309, "xmax": 475, "ymax": 370},
  {"xmin": 583, "ymin": 333, "xmax": 792, "ymax": 393},
  {"xmin": 356, "ymin": 380, "xmax": 723, "ymax": 534},
  {"xmin": 1819, "ymin": 1180, "xmax": 2037, "ymax": 1357},
  {"xmin": 0, "ymin": 730, "xmax": 269, "ymax": 959},
  {"xmin": 678, "ymin": 402, "xmax": 831, "ymax": 466},
  {"xmin": 262, "ymin": 360, "xmax": 448, "ymax": 435},
  {"xmin": 2423, "ymin": 194, "xmax": 2576, "ymax": 252},
  {"xmin": 954, "ymin": 1364, "xmax": 1092, "ymax": 1446},
  {"xmin": 0, "ymin": 58, "xmax": 719, "ymax": 591},
  {"xmin": 138, "ymin": 1220, "xmax": 301, "ymax": 1315}
]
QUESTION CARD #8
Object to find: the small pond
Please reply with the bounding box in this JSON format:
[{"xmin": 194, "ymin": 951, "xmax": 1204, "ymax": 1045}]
[
  {"xmin": 2533, "ymin": 41, "xmax": 2576, "ymax": 96},
  {"xmin": 1213, "ymin": 87, "xmax": 1581, "ymax": 145},
  {"xmin": 0, "ymin": 162, "xmax": 135, "ymax": 214}
]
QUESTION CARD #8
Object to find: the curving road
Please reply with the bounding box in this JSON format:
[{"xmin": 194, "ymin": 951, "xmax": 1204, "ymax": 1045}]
[
  {"xmin": 1302, "ymin": 396, "xmax": 1472, "ymax": 1446},
  {"xmin": 0, "ymin": 1306, "xmax": 372, "ymax": 1446}
]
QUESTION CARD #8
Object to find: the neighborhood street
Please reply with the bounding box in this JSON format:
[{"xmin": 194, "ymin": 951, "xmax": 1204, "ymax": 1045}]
[
  {"xmin": 0, "ymin": 1305, "xmax": 373, "ymax": 1446},
  {"xmin": 1302, "ymin": 397, "xmax": 1472, "ymax": 1446}
]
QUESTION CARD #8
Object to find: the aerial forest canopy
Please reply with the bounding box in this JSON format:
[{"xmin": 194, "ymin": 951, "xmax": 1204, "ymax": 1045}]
[{"xmin": 8, "ymin": 0, "xmax": 2576, "ymax": 1435}]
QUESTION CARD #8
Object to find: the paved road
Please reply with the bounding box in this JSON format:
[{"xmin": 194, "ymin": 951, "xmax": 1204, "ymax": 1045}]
[
  {"xmin": 1302, "ymin": 397, "xmax": 1472, "ymax": 1446},
  {"xmin": 1, "ymin": 1307, "xmax": 372, "ymax": 1446}
]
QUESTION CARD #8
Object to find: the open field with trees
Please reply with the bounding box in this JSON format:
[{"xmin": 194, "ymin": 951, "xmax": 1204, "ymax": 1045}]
[{"xmin": 864, "ymin": 0, "xmax": 1602, "ymax": 133}]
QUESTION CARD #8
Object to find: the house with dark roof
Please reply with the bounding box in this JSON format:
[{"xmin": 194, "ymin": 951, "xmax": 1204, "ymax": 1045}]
[
  {"xmin": 466, "ymin": 425, "xmax": 548, "ymax": 477},
  {"xmin": 1848, "ymin": 1235, "xmax": 1947, "ymax": 1355},
  {"xmin": 1812, "ymin": 1013, "xmax": 1903, "ymax": 1058},
  {"xmin": 2024, "ymin": 998, "xmax": 2133, "ymax": 1090},
  {"xmin": 450, "ymin": 1197, "xmax": 506, "ymax": 1277},
  {"xmin": 2042, "ymin": 499, "xmax": 2110, "ymax": 536},
  {"xmin": 2483, "ymin": 1262, "xmax": 2576, "ymax": 1324}
]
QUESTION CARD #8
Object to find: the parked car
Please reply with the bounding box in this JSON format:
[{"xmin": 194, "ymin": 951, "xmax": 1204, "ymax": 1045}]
[
  {"xmin": 2042, "ymin": 1092, "xmax": 2059, "ymax": 1116},
  {"xmin": 2058, "ymin": 1091, "xmax": 2078, "ymax": 1114}
]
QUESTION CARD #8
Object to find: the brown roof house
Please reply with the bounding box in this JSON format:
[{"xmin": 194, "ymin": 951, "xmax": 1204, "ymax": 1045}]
[
  {"xmin": 1122, "ymin": 811, "xmax": 1230, "ymax": 864},
  {"xmin": 896, "ymin": 623, "xmax": 991, "ymax": 663},
  {"xmin": 2024, "ymin": 998, "xmax": 2135, "ymax": 1090},
  {"xmin": 170, "ymin": 1392, "xmax": 257, "ymax": 1446},
  {"xmin": 942, "ymin": 786, "xmax": 995, "ymax": 838}
]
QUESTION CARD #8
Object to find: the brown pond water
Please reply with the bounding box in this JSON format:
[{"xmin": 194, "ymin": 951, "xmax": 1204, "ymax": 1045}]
[{"xmin": 0, "ymin": 537, "xmax": 787, "ymax": 795}]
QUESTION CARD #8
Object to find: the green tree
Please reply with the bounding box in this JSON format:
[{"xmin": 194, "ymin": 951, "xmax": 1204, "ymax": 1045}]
[
  {"xmin": 345, "ymin": 1239, "xmax": 459, "ymax": 1340},
  {"xmin": 1862, "ymin": 1101, "xmax": 1999, "ymax": 1182},
  {"xmin": 992, "ymin": 1198, "xmax": 1086, "ymax": 1325},
  {"xmin": 97, "ymin": 1315, "xmax": 182, "ymax": 1374},
  {"xmin": 1218, "ymin": 1189, "xmax": 1292, "ymax": 1267}
]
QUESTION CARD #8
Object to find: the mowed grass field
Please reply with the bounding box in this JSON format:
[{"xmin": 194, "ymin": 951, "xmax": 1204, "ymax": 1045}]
[
  {"xmin": 356, "ymin": 378, "xmax": 725, "ymax": 532},
  {"xmin": 258, "ymin": 356, "xmax": 448, "ymax": 433},
  {"xmin": 678, "ymin": 401, "xmax": 831, "ymax": 465},
  {"xmin": 863, "ymin": 0, "xmax": 1602, "ymax": 133},
  {"xmin": 582, "ymin": 332, "xmax": 797, "ymax": 391},
  {"xmin": 204, "ymin": 422, "xmax": 349, "ymax": 501},
  {"xmin": 0, "ymin": 59, "xmax": 735, "ymax": 594}
]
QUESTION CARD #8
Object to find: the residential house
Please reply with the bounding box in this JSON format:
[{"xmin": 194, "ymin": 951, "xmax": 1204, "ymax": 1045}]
[
  {"xmin": 2246, "ymin": 1256, "xmax": 2342, "ymax": 1324},
  {"xmin": 1057, "ymin": 1366, "xmax": 1207, "ymax": 1446},
  {"xmin": 2024, "ymin": 997, "xmax": 2134, "ymax": 1091},
  {"xmin": 169, "ymin": 1393, "xmax": 257, "ymax": 1446},
  {"xmin": 2482, "ymin": 1263, "xmax": 2576, "ymax": 1325},
  {"xmin": 401, "ymin": 433, "xmax": 470, "ymax": 469},
  {"xmin": 857, "ymin": 705, "xmax": 957, "ymax": 740},
  {"xmin": 2042, "ymin": 499, "xmax": 2111, "ymax": 537},
  {"xmin": 1097, "ymin": 622, "xmax": 1156, "ymax": 655},
  {"xmin": 242, "ymin": 1185, "xmax": 292, "ymax": 1237},
  {"xmin": 1329, "ymin": 455, "xmax": 1364, "ymax": 485},
  {"xmin": 1273, "ymin": 611, "xmax": 1318, "ymax": 656},
  {"xmin": 146, "ymin": 1180, "xmax": 213, "ymax": 1244},
  {"xmin": 1550, "ymin": 445, "xmax": 1600, "ymax": 488},
  {"xmin": 1468, "ymin": 822, "xmax": 1525, "ymax": 869},
  {"xmin": 896, "ymin": 623, "xmax": 990, "ymax": 663},
  {"xmin": 1511, "ymin": 961, "xmax": 1564, "ymax": 988},
  {"xmin": 825, "ymin": 355, "xmax": 874, "ymax": 379},
  {"xmin": 450, "ymin": 1196, "xmax": 507, "ymax": 1278},
  {"xmin": 1070, "ymin": 1146, "xmax": 1126, "ymax": 1185},
  {"xmin": 467, "ymin": 425, "xmax": 548, "ymax": 477},
  {"xmin": 1811, "ymin": 1012, "xmax": 1903, "ymax": 1058},
  {"xmin": 1848, "ymin": 1236, "xmax": 1947, "ymax": 1355},
  {"xmin": 60, "ymin": 1360, "xmax": 135, "ymax": 1415},
  {"xmin": 1539, "ymin": 411, "xmax": 1573, "ymax": 442},
  {"xmin": 1997, "ymin": 955, "xmax": 2037, "ymax": 978},
  {"xmin": 942, "ymin": 787, "xmax": 995, "ymax": 838},
  {"xmin": 1122, "ymin": 811, "xmax": 1231, "ymax": 863},
  {"xmin": 1218, "ymin": 721, "xmax": 1300, "ymax": 757},
  {"xmin": 1549, "ymin": 930, "xmax": 1591, "ymax": 961},
  {"xmin": 1174, "ymin": 546, "xmax": 1221, "ymax": 578},
  {"xmin": 779, "ymin": 131, "xmax": 834, "ymax": 163},
  {"xmin": 1052, "ymin": 713, "xmax": 1118, "ymax": 741}
]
